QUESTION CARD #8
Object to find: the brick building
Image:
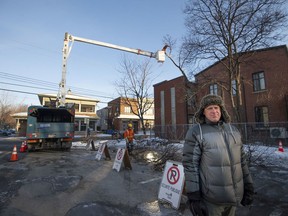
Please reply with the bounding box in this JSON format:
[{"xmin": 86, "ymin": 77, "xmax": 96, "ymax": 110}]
[
  {"xmin": 153, "ymin": 76, "xmax": 195, "ymax": 139},
  {"xmin": 195, "ymin": 45, "xmax": 288, "ymax": 124},
  {"xmin": 154, "ymin": 45, "xmax": 288, "ymax": 139},
  {"xmin": 101, "ymin": 97, "xmax": 154, "ymax": 133}
]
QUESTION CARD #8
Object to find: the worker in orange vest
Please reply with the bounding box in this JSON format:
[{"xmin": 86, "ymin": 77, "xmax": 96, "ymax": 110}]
[{"xmin": 123, "ymin": 123, "xmax": 134, "ymax": 154}]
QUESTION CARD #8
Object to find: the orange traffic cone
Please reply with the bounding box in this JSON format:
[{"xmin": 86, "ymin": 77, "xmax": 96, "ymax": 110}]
[
  {"xmin": 10, "ymin": 145, "xmax": 18, "ymax": 161},
  {"xmin": 278, "ymin": 140, "xmax": 284, "ymax": 152},
  {"xmin": 20, "ymin": 142, "xmax": 26, "ymax": 153}
]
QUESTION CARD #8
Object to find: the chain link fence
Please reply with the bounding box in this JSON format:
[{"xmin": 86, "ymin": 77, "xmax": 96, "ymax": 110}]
[
  {"xmin": 153, "ymin": 122, "xmax": 288, "ymax": 166},
  {"xmin": 153, "ymin": 122, "xmax": 288, "ymax": 145}
]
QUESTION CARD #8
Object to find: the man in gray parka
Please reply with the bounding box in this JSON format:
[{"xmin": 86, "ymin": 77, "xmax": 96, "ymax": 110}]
[{"xmin": 183, "ymin": 94, "xmax": 254, "ymax": 216}]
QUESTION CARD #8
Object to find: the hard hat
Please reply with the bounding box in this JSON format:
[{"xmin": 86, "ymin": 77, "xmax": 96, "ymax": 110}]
[{"xmin": 128, "ymin": 123, "xmax": 133, "ymax": 128}]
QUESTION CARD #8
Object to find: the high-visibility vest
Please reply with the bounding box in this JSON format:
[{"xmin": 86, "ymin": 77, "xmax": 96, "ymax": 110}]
[{"xmin": 124, "ymin": 129, "xmax": 134, "ymax": 142}]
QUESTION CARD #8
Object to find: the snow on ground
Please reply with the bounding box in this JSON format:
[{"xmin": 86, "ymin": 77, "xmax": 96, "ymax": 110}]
[
  {"xmin": 245, "ymin": 144, "xmax": 288, "ymax": 169},
  {"xmin": 2, "ymin": 134, "xmax": 286, "ymax": 169},
  {"xmin": 72, "ymin": 137, "xmax": 288, "ymax": 169}
]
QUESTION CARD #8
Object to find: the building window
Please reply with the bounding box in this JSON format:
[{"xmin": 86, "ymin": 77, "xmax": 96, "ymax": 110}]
[
  {"xmin": 74, "ymin": 104, "xmax": 79, "ymax": 112},
  {"xmin": 80, "ymin": 104, "xmax": 95, "ymax": 113},
  {"xmin": 160, "ymin": 90, "xmax": 165, "ymax": 129},
  {"xmin": 209, "ymin": 84, "xmax": 218, "ymax": 95},
  {"xmin": 255, "ymin": 106, "xmax": 269, "ymax": 127},
  {"xmin": 74, "ymin": 121, "xmax": 79, "ymax": 131},
  {"xmin": 232, "ymin": 80, "xmax": 237, "ymax": 96},
  {"xmin": 43, "ymin": 100, "xmax": 57, "ymax": 107},
  {"xmin": 124, "ymin": 106, "xmax": 131, "ymax": 113},
  {"xmin": 171, "ymin": 87, "xmax": 176, "ymax": 127},
  {"xmin": 80, "ymin": 120, "xmax": 86, "ymax": 131},
  {"xmin": 89, "ymin": 121, "xmax": 95, "ymax": 131},
  {"xmin": 145, "ymin": 108, "xmax": 154, "ymax": 115},
  {"xmin": 253, "ymin": 71, "xmax": 266, "ymax": 92}
]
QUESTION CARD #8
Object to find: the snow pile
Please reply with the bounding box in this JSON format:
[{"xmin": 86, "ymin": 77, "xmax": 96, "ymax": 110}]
[
  {"xmin": 72, "ymin": 137, "xmax": 288, "ymax": 169},
  {"xmin": 245, "ymin": 144, "xmax": 288, "ymax": 169}
]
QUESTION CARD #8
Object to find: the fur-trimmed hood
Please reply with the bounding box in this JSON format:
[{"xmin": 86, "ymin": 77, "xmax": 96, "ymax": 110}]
[{"xmin": 194, "ymin": 94, "xmax": 231, "ymax": 124}]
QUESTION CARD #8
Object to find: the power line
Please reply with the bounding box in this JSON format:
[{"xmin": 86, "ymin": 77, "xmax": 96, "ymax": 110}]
[
  {"xmin": 0, "ymin": 71, "xmax": 114, "ymax": 96},
  {"xmin": 0, "ymin": 72, "xmax": 58, "ymax": 88},
  {"xmin": 0, "ymin": 81, "xmax": 56, "ymax": 92},
  {"xmin": 0, "ymin": 88, "xmax": 110, "ymax": 104},
  {"xmin": 0, "ymin": 88, "xmax": 38, "ymax": 95},
  {"xmin": 0, "ymin": 87, "xmax": 154, "ymax": 108},
  {"xmin": 0, "ymin": 71, "xmax": 116, "ymax": 100}
]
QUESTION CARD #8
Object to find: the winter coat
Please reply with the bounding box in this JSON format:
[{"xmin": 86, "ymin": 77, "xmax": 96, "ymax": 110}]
[{"xmin": 183, "ymin": 121, "xmax": 253, "ymax": 206}]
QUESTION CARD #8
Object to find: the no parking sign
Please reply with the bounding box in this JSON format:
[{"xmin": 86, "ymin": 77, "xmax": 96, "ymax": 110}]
[
  {"xmin": 95, "ymin": 141, "xmax": 111, "ymax": 161},
  {"xmin": 112, "ymin": 148, "xmax": 132, "ymax": 172},
  {"xmin": 158, "ymin": 160, "xmax": 185, "ymax": 209},
  {"xmin": 112, "ymin": 148, "xmax": 125, "ymax": 172},
  {"xmin": 95, "ymin": 141, "xmax": 106, "ymax": 160}
]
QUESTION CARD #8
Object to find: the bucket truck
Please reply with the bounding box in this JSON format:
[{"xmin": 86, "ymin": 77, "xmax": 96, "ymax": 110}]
[
  {"xmin": 58, "ymin": 32, "xmax": 165, "ymax": 106},
  {"xmin": 26, "ymin": 32, "xmax": 165, "ymax": 151}
]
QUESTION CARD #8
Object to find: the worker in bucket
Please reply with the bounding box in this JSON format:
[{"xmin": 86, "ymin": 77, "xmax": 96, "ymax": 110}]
[
  {"xmin": 183, "ymin": 94, "xmax": 254, "ymax": 216},
  {"xmin": 124, "ymin": 123, "xmax": 135, "ymax": 155}
]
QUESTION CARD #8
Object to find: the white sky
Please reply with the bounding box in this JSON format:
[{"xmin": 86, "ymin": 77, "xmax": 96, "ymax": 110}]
[{"xmin": 0, "ymin": 0, "xmax": 187, "ymax": 109}]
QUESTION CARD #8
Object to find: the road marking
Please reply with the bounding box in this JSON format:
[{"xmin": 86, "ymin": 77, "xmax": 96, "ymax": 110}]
[{"xmin": 139, "ymin": 177, "xmax": 162, "ymax": 184}]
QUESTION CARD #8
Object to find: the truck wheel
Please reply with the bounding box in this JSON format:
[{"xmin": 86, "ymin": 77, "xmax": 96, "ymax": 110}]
[{"xmin": 27, "ymin": 145, "xmax": 35, "ymax": 152}]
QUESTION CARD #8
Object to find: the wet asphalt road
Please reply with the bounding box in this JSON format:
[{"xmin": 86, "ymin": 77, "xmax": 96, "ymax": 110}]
[
  {"xmin": 1, "ymin": 136, "xmax": 288, "ymax": 216},
  {"xmin": 0, "ymin": 136, "xmax": 188, "ymax": 216}
]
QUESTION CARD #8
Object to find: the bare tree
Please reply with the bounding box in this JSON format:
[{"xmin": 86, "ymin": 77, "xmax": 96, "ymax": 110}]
[
  {"xmin": 0, "ymin": 92, "xmax": 11, "ymax": 129},
  {"xmin": 0, "ymin": 92, "xmax": 28, "ymax": 129},
  {"xmin": 163, "ymin": 36, "xmax": 190, "ymax": 82},
  {"xmin": 115, "ymin": 57, "xmax": 155, "ymax": 135},
  {"xmin": 178, "ymin": 0, "xmax": 287, "ymax": 122}
]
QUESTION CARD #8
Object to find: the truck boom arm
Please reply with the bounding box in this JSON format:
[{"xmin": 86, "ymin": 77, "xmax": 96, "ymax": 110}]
[{"xmin": 59, "ymin": 32, "xmax": 165, "ymax": 106}]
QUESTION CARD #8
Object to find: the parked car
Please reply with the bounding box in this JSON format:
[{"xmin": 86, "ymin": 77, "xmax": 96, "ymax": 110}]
[
  {"xmin": 9, "ymin": 129, "xmax": 16, "ymax": 134},
  {"xmin": 1, "ymin": 130, "xmax": 11, "ymax": 136}
]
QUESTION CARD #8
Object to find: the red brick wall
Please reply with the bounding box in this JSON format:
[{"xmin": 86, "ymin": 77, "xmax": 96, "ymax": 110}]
[
  {"xmin": 241, "ymin": 46, "xmax": 288, "ymax": 122},
  {"xmin": 194, "ymin": 45, "xmax": 288, "ymax": 123},
  {"xmin": 154, "ymin": 76, "xmax": 190, "ymax": 126},
  {"xmin": 154, "ymin": 45, "xmax": 288, "ymax": 126}
]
